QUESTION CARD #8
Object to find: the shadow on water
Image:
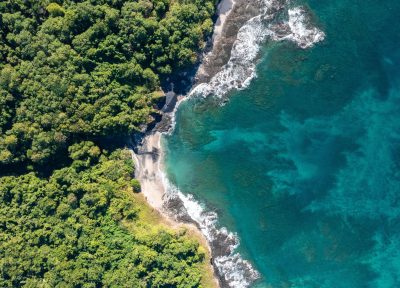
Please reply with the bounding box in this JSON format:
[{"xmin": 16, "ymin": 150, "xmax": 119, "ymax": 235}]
[{"xmin": 165, "ymin": 0, "xmax": 400, "ymax": 287}]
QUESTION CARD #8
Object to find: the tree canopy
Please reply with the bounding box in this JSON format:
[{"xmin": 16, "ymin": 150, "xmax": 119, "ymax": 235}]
[
  {"xmin": 0, "ymin": 146, "xmax": 207, "ymax": 287},
  {"xmin": 0, "ymin": 0, "xmax": 217, "ymax": 287},
  {"xmin": 0, "ymin": 0, "xmax": 215, "ymax": 167}
]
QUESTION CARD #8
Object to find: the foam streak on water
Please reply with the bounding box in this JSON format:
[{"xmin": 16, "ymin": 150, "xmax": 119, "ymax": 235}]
[
  {"xmin": 162, "ymin": 0, "xmax": 400, "ymax": 286},
  {"xmin": 161, "ymin": 173, "xmax": 260, "ymax": 287},
  {"xmin": 159, "ymin": 1, "xmax": 326, "ymax": 287},
  {"xmin": 190, "ymin": 0, "xmax": 325, "ymax": 99}
]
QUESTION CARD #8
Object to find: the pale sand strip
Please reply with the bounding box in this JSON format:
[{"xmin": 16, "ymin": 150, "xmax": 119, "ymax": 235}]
[
  {"xmin": 131, "ymin": 1, "xmax": 238, "ymax": 287},
  {"xmin": 131, "ymin": 132, "xmax": 165, "ymax": 210},
  {"xmin": 133, "ymin": 0, "xmax": 237, "ymax": 212},
  {"xmin": 131, "ymin": 132, "xmax": 220, "ymax": 288},
  {"xmin": 214, "ymin": 0, "xmax": 235, "ymax": 39}
]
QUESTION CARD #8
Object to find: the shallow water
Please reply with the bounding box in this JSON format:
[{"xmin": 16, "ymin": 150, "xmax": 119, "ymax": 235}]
[{"xmin": 165, "ymin": 0, "xmax": 400, "ymax": 287}]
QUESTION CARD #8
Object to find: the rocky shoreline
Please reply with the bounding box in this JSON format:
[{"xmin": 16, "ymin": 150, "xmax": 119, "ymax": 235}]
[
  {"xmin": 151, "ymin": 0, "xmax": 262, "ymax": 134},
  {"xmin": 195, "ymin": 0, "xmax": 263, "ymax": 84},
  {"xmin": 131, "ymin": 1, "xmax": 261, "ymax": 287},
  {"xmin": 131, "ymin": 0, "xmax": 326, "ymax": 287}
]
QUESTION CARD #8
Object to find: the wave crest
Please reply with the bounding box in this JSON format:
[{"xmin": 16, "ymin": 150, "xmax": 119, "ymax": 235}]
[
  {"xmin": 159, "ymin": 1, "xmax": 326, "ymax": 287},
  {"xmin": 190, "ymin": 0, "xmax": 325, "ymax": 99},
  {"xmin": 161, "ymin": 175, "xmax": 260, "ymax": 287}
]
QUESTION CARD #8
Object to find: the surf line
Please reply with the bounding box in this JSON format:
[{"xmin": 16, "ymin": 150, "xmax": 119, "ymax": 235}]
[{"xmin": 132, "ymin": 0, "xmax": 325, "ymax": 287}]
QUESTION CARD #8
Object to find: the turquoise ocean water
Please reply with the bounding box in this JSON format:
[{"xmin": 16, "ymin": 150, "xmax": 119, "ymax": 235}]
[{"xmin": 165, "ymin": 1, "xmax": 400, "ymax": 287}]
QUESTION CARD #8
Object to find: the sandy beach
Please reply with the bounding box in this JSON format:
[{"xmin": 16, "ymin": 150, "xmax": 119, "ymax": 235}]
[
  {"xmin": 214, "ymin": 0, "xmax": 235, "ymax": 39},
  {"xmin": 131, "ymin": 0, "xmax": 331, "ymax": 286},
  {"xmin": 131, "ymin": 131, "xmax": 220, "ymax": 288},
  {"xmin": 131, "ymin": 1, "xmax": 257, "ymax": 287},
  {"xmin": 132, "ymin": 0, "xmax": 238, "ymax": 218},
  {"xmin": 131, "ymin": 132, "xmax": 165, "ymax": 210}
]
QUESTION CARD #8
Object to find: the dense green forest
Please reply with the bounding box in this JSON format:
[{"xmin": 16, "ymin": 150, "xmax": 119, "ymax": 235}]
[
  {"xmin": 1, "ymin": 146, "xmax": 208, "ymax": 287},
  {"xmin": 0, "ymin": 0, "xmax": 216, "ymax": 287}
]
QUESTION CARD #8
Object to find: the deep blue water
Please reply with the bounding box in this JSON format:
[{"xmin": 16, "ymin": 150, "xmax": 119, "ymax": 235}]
[{"xmin": 165, "ymin": 1, "xmax": 400, "ymax": 287}]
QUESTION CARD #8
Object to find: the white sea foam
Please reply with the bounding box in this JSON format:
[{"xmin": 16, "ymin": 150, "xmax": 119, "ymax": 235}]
[
  {"xmin": 161, "ymin": 174, "xmax": 260, "ymax": 287},
  {"xmin": 157, "ymin": 1, "xmax": 326, "ymax": 287},
  {"xmin": 271, "ymin": 7, "xmax": 326, "ymax": 49},
  {"xmin": 190, "ymin": 0, "xmax": 325, "ymax": 100}
]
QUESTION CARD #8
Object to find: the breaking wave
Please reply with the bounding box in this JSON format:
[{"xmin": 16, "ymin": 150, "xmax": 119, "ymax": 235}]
[
  {"xmin": 161, "ymin": 174, "xmax": 260, "ymax": 288},
  {"xmin": 190, "ymin": 0, "xmax": 325, "ymax": 99},
  {"xmin": 158, "ymin": 1, "xmax": 326, "ymax": 287}
]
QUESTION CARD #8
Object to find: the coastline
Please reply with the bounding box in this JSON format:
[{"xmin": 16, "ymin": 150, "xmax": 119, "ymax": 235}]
[
  {"xmin": 131, "ymin": 131, "xmax": 221, "ymax": 288},
  {"xmin": 131, "ymin": 132, "xmax": 164, "ymax": 211},
  {"xmin": 131, "ymin": 1, "xmax": 240, "ymax": 286},
  {"xmin": 213, "ymin": 0, "xmax": 235, "ymax": 39},
  {"xmin": 131, "ymin": 0, "xmax": 326, "ymax": 287},
  {"xmin": 131, "ymin": 0, "xmax": 240, "ymax": 213},
  {"xmin": 133, "ymin": 0, "xmax": 325, "ymax": 288}
]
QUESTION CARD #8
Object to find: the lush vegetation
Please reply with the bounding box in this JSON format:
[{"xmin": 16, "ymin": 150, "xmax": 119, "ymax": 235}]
[
  {"xmin": 0, "ymin": 0, "xmax": 215, "ymax": 168},
  {"xmin": 1, "ymin": 145, "xmax": 207, "ymax": 287},
  {"xmin": 0, "ymin": 0, "xmax": 216, "ymax": 287}
]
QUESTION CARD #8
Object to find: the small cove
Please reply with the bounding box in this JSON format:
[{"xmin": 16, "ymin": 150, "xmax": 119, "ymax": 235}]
[{"xmin": 164, "ymin": 0, "xmax": 400, "ymax": 287}]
